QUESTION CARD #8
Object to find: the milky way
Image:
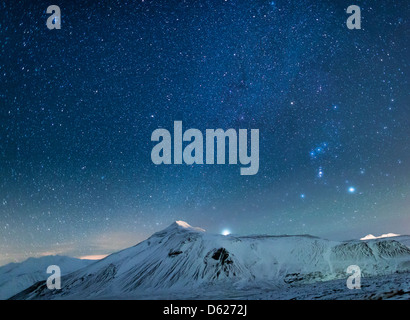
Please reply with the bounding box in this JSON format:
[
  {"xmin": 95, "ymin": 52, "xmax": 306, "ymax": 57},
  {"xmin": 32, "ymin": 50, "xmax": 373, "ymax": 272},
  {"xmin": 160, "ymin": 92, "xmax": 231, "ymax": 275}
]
[{"xmin": 0, "ymin": 0, "xmax": 409, "ymax": 264}]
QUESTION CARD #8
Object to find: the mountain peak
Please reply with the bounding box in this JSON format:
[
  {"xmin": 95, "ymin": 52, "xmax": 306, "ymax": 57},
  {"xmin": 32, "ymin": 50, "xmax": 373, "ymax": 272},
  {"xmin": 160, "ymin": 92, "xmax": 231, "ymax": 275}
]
[
  {"xmin": 175, "ymin": 220, "xmax": 190, "ymax": 227},
  {"xmin": 360, "ymin": 233, "xmax": 400, "ymax": 240},
  {"xmin": 161, "ymin": 221, "xmax": 206, "ymax": 234}
]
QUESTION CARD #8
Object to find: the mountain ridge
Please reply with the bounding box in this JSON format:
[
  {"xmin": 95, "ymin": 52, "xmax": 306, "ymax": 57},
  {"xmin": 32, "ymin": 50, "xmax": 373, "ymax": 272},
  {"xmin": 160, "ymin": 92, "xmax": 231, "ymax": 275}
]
[
  {"xmin": 9, "ymin": 221, "xmax": 410, "ymax": 300},
  {"xmin": 0, "ymin": 255, "xmax": 94, "ymax": 300}
]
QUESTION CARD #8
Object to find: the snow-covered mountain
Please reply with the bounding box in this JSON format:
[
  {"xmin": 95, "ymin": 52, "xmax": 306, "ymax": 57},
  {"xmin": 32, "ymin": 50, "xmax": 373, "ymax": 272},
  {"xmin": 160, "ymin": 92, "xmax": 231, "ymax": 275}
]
[
  {"xmin": 11, "ymin": 221, "xmax": 410, "ymax": 300},
  {"xmin": 0, "ymin": 255, "xmax": 94, "ymax": 300}
]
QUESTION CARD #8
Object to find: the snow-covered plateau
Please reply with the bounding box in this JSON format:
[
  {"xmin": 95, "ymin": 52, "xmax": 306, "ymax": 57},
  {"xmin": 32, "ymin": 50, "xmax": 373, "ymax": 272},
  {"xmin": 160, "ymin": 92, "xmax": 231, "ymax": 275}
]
[
  {"xmin": 8, "ymin": 221, "xmax": 410, "ymax": 300},
  {"xmin": 0, "ymin": 255, "xmax": 93, "ymax": 299}
]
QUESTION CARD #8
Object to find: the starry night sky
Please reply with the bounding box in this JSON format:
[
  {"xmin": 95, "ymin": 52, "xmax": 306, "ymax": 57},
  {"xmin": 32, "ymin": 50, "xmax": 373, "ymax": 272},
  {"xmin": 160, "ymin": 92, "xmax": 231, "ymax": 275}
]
[{"xmin": 0, "ymin": 0, "xmax": 409, "ymax": 265}]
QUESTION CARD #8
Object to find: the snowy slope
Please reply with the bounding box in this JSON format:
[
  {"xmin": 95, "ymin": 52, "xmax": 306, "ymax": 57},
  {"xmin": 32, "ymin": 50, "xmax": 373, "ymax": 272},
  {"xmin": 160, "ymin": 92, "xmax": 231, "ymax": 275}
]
[
  {"xmin": 390, "ymin": 235, "xmax": 410, "ymax": 248},
  {"xmin": 0, "ymin": 255, "xmax": 94, "ymax": 299},
  {"xmin": 11, "ymin": 221, "xmax": 410, "ymax": 300}
]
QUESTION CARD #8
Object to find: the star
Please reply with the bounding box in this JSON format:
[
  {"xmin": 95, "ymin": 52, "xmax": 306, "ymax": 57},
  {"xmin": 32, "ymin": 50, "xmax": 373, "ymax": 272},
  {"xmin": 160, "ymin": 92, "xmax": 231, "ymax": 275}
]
[{"xmin": 221, "ymin": 229, "xmax": 231, "ymax": 236}]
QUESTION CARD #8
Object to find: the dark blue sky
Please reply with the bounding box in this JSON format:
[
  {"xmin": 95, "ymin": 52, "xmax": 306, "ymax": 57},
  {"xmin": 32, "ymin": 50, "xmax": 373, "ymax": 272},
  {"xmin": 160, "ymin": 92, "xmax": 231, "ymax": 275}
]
[{"xmin": 0, "ymin": 0, "xmax": 409, "ymax": 265}]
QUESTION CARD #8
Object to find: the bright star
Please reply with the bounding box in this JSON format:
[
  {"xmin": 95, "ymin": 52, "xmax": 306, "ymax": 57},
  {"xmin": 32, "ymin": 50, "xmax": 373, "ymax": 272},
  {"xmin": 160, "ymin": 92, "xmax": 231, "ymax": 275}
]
[
  {"xmin": 221, "ymin": 229, "xmax": 231, "ymax": 236},
  {"xmin": 348, "ymin": 187, "xmax": 356, "ymax": 193}
]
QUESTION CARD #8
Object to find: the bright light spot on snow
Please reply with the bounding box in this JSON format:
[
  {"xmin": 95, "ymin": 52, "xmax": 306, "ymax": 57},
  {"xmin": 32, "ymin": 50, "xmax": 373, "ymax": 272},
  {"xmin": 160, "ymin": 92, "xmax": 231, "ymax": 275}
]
[
  {"xmin": 221, "ymin": 229, "xmax": 231, "ymax": 236},
  {"xmin": 348, "ymin": 187, "xmax": 356, "ymax": 193}
]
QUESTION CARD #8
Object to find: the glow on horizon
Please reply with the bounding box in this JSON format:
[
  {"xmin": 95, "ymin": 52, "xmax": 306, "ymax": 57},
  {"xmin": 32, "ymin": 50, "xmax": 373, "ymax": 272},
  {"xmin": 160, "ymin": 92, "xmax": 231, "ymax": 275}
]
[
  {"xmin": 221, "ymin": 229, "xmax": 231, "ymax": 236},
  {"xmin": 78, "ymin": 254, "xmax": 109, "ymax": 260}
]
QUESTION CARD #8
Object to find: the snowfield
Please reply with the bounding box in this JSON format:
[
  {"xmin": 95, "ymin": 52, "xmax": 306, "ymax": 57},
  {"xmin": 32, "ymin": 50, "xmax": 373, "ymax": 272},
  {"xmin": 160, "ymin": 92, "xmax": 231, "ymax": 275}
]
[
  {"xmin": 9, "ymin": 221, "xmax": 410, "ymax": 300},
  {"xmin": 0, "ymin": 256, "xmax": 93, "ymax": 300}
]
